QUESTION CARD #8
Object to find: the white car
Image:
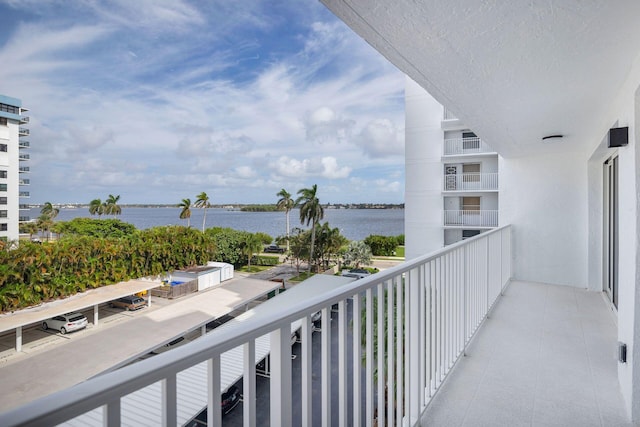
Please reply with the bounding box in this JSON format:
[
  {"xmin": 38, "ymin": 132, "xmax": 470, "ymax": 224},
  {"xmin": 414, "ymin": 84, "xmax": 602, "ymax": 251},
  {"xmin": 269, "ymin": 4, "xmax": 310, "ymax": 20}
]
[{"xmin": 42, "ymin": 312, "xmax": 88, "ymax": 335}]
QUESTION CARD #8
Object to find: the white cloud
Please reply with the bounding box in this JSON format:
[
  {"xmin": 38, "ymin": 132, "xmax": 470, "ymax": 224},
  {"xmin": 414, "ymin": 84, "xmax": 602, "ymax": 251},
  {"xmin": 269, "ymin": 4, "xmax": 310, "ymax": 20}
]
[
  {"xmin": 304, "ymin": 106, "xmax": 355, "ymax": 143},
  {"xmin": 354, "ymin": 119, "xmax": 404, "ymax": 158},
  {"xmin": 269, "ymin": 155, "xmax": 351, "ymax": 179}
]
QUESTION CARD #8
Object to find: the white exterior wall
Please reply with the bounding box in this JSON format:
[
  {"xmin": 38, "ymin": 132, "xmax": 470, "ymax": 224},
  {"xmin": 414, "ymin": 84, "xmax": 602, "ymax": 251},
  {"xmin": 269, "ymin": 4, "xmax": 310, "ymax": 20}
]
[
  {"xmin": 0, "ymin": 117, "xmax": 19, "ymax": 242},
  {"xmin": 405, "ymin": 77, "xmax": 444, "ymax": 260},
  {"xmin": 500, "ymin": 152, "xmax": 588, "ymax": 287}
]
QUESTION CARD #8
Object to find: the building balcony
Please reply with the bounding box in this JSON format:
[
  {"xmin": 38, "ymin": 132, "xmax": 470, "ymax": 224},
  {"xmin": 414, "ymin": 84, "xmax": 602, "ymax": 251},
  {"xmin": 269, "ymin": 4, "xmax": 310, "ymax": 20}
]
[
  {"xmin": 444, "ymin": 137, "xmax": 496, "ymax": 156},
  {"xmin": 443, "ymin": 173, "xmax": 498, "ymax": 191},
  {"xmin": 18, "ymin": 141, "xmax": 29, "ymax": 149},
  {"xmin": 18, "ymin": 154, "xmax": 29, "ymax": 161},
  {"xmin": 19, "ymin": 191, "xmax": 29, "ymax": 198},
  {"xmin": 19, "ymin": 204, "xmax": 29, "ymax": 210},
  {"xmin": 19, "ymin": 116, "xmax": 29, "ymax": 124},
  {"xmin": 18, "ymin": 128, "xmax": 29, "ymax": 136},
  {"xmin": 18, "ymin": 216, "xmax": 30, "ymax": 222},
  {"xmin": 19, "ymin": 179, "xmax": 29, "ymax": 186},
  {"xmin": 18, "ymin": 167, "xmax": 29, "ymax": 173},
  {"xmin": 444, "ymin": 209, "xmax": 498, "ymax": 227}
]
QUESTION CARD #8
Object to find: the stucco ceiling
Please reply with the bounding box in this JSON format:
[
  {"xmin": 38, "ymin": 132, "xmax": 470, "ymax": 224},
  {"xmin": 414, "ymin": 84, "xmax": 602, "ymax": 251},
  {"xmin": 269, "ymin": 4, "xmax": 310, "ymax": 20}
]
[{"xmin": 321, "ymin": 0, "xmax": 640, "ymax": 157}]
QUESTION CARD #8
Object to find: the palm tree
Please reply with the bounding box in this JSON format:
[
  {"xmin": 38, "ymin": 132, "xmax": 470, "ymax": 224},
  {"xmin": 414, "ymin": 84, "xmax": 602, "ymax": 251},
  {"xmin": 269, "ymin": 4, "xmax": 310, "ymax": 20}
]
[
  {"xmin": 179, "ymin": 198, "xmax": 192, "ymax": 227},
  {"xmin": 242, "ymin": 233, "xmax": 264, "ymax": 269},
  {"xmin": 36, "ymin": 214, "xmax": 54, "ymax": 242},
  {"xmin": 40, "ymin": 202, "xmax": 59, "ymax": 220},
  {"xmin": 343, "ymin": 240, "xmax": 373, "ymax": 269},
  {"xmin": 89, "ymin": 199, "xmax": 104, "ymax": 217},
  {"xmin": 296, "ymin": 184, "xmax": 324, "ymax": 274},
  {"xmin": 194, "ymin": 192, "xmax": 211, "ymax": 232},
  {"xmin": 105, "ymin": 194, "xmax": 121, "ymax": 216},
  {"xmin": 276, "ymin": 188, "xmax": 294, "ymax": 252}
]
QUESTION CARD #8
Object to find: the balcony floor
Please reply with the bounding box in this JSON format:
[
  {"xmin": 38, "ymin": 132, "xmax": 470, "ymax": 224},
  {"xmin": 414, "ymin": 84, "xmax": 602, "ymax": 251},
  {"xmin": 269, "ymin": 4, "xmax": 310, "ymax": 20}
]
[{"xmin": 421, "ymin": 280, "xmax": 632, "ymax": 426}]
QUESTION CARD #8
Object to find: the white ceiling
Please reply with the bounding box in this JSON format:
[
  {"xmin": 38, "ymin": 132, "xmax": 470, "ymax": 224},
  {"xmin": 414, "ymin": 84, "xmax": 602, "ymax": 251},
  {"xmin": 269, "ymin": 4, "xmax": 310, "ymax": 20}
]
[{"xmin": 321, "ymin": 0, "xmax": 640, "ymax": 157}]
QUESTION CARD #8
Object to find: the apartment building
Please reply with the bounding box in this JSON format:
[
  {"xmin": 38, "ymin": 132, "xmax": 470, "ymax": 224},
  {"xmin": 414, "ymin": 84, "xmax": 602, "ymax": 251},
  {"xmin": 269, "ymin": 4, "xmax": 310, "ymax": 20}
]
[
  {"xmin": 0, "ymin": 95, "xmax": 29, "ymax": 243},
  {"xmin": 405, "ymin": 77, "xmax": 500, "ymax": 258}
]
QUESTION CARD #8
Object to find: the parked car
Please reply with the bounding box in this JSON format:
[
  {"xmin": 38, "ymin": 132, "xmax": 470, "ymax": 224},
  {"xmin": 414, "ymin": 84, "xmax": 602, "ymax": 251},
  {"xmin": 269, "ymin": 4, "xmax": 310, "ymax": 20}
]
[
  {"xmin": 221, "ymin": 385, "xmax": 241, "ymax": 414},
  {"xmin": 264, "ymin": 244, "xmax": 285, "ymax": 253},
  {"xmin": 151, "ymin": 336, "xmax": 190, "ymax": 355},
  {"xmin": 110, "ymin": 295, "xmax": 147, "ymax": 311},
  {"xmin": 341, "ymin": 268, "xmax": 371, "ymax": 279},
  {"xmin": 42, "ymin": 312, "xmax": 88, "ymax": 334}
]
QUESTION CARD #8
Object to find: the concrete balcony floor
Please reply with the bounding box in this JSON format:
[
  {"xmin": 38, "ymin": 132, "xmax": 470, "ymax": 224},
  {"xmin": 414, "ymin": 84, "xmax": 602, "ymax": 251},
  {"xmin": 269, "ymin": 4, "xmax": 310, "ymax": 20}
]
[{"xmin": 421, "ymin": 280, "xmax": 632, "ymax": 427}]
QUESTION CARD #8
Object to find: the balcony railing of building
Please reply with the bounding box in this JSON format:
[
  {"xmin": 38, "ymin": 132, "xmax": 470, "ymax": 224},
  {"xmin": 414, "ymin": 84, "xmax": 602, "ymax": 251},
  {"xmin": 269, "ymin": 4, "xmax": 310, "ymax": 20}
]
[
  {"xmin": 18, "ymin": 128, "xmax": 29, "ymax": 136},
  {"xmin": 19, "ymin": 216, "xmax": 30, "ymax": 222},
  {"xmin": 444, "ymin": 137, "xmax": 495, "ymax": 156},
  {"xmin": 18, "ymin": 141, "xmax": 29, "ymax": 148},
  {"xmin": 18, "ymin": 154, "xmax": 29, "ymax": 161},
  {"xmin": 443, "ymin": 107, "xmax": 458, "ymax": 120},
  {"xmin": 19, "ymin": 204, "xmax": 30, "ymax": 210},
  {"xmin": 19, "ymin": 179, "xmax": 30, "ymax": 186},
  {"xmin": 19, "ymin": 192, "xmax": 29, "ymax": 198},
  {"xmin": 443, "ymin": 173, "xmax": 498, "ymax": 191},
  {"xmin": 444, "ymin": 209, "xmax": 499, "ymax": 227},
  {"xmin": 19, "ymin": 116, "xmax": 29, "ymax": 124},
  {"xmin": 0, "ymin": 226, "xmax": 511, "ymax": 427},
  {"xmin": 18, "ymin": 167, "xmax": 29, "ymax": 173}
]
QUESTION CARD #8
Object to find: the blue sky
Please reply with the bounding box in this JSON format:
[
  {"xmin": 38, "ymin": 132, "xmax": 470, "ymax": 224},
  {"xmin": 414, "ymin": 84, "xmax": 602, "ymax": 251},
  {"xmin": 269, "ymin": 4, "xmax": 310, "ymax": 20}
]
[{"xmin": 0, "ymin": 0, "xmax": 405, "ymax": 204}]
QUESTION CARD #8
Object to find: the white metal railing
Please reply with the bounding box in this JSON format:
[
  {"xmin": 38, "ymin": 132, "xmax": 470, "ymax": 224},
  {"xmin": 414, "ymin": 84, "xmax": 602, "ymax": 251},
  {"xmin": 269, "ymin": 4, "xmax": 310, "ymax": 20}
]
[
  {"xmin": 444, "ymin": 209, "xmax": 499, "ymax": 227},
  {"xmin": 18, "ymin": 141, "xmax": 29, "ymax": 148},
  {"xmin": 19, "ymin": 128, "xmax": 29, "ymax": 135},
  {"xmin": 443, "ymin": 107, "xmax": 457, "ymax": 120},
  {"xmin": 19, "ymin": 116, "xmax": 29, "ymax": 123},
  {"xmin": 444, "ymin": 137, "xmax": 495, "ymax": 155},
  {"xmin": 18, "ymin": 154, "xmax": 29, "ymax": 160},
  {"xmin": 0, "ymin": 226, "xmax": 512, "ymax": 427},
  {"xmin": 443, "ymin": 173, "xmax": 498, "ymax": 191}
]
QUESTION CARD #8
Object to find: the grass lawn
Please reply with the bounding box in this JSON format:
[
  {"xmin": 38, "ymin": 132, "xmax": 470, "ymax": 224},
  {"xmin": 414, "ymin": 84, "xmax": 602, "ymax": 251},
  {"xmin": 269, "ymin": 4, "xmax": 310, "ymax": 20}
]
[
  {"xmin": 395, "ymin": 245, "xmax": 405, "ymax": 258},
  {"xmin": 288, "ymin": 272, "xmax": 315, "ymax": 282},
  {"xmin": 237, "ymin": 265, "xmax": 273, "ymax": 273}
]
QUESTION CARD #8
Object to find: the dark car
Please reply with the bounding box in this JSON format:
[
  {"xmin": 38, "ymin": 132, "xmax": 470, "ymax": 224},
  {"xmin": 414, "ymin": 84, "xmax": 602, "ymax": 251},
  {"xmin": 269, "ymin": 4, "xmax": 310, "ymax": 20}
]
[
  {"xmin": 221, "ymin": 385, "xmax": 241, "ymax": 414},
  {"xmin": 264, "ymin": 244, "xmax": 285, "ymax": 253}
]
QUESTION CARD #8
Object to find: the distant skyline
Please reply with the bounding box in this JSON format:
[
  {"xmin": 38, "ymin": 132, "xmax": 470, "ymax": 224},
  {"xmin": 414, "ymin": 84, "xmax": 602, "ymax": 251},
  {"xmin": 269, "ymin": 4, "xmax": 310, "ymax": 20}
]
[{"xmin": 0, "ymin": 0, "xmax": 406, "ymax": 204}]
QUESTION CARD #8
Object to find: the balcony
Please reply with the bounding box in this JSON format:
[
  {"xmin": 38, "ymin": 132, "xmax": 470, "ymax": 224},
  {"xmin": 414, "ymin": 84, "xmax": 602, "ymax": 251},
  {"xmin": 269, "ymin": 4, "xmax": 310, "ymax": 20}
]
[
  {"xmin": 19, "ymin": 179, "xmax": 29, "ymax": 186},
  {"xmin": 18, "ymin": 128, "xmax": 29, "ymax": 136},
  {"xmin": 444, "ymin": 137, "xmax": 496, "ymax": 156},
  {"xmin": 19, "ymin": 204, "xmax": 29, "ymax": 210},
  {"xmin": 443, "ymin": 107, "xmax": 457, "ymax": 120},
  {"xmin": 443, "ymin": 173, "xmax": 498, "ymax": 191},
  {"xmin": 444, "ymin": 209, "xmax": 498, "ymax": 227},
  {"xmin": 19, "ymin": 191, "xmax": 29, "ymax": 198},
  {"xmin": 18, "ymin": 141, "xmax": 29, "ymax": 148},
  {"xmin": 18, "ymin": 216, "xmax": 30, "ymax": 222},
  {"xmin": 19, "ymin": 116, "xmax": 29, "ymax": 124},
  {"xmin": 18, "ymin": 154, "xmax": 29, "ymax": 161},
  {"xmin": 0, "ymin": 227, "xmax": 513, "ymax": 426},
  {"xmin": 18, "ymin": 167, "xmax": 29, "ymax": 173}
]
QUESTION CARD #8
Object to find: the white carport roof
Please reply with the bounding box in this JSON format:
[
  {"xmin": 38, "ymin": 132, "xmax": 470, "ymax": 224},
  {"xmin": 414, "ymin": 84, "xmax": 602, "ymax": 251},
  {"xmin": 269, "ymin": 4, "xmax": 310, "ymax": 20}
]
[
  {"xmin": 62, "ymin": 274, "xmax": 356, "ymax": 426},
  {"xmin": 0, "ymin": 279, "xmax": 162, "ymax": 334}
]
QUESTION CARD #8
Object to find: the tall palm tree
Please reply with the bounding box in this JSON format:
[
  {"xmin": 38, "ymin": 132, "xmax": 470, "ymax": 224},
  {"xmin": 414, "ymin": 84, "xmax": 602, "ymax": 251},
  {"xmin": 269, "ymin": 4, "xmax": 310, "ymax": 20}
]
[
  {"xmin": 36, "ymin": 214, "xmax": 54, "ymax": 242},
  {"xmin": 89, "ymin": 199, "xmax": 104, "ymax": 217},
  {"xmin": 179, "ymin": 198, "xmax": 192, "ymax": 227},
  {"xmin": 40, "ymin": 202, "xmax": 59, "ymax": 220},
  {"xmin": 276, "ymin": 188, "xmax": 294, "ymax": 252},
  {"xmin": 243, "ymin": 233, "xmax": 263, "ymax": 269},
  {"xmin": 296, "ymin": 184, "xmax": 324, "ymax": 274},
  {"xmin": 105, "ymin": 194, "xmax": 121, "ymax": 216},
  {"xmin": 194, "ymin": 192, "xmax": 211, "ymax": 232}
]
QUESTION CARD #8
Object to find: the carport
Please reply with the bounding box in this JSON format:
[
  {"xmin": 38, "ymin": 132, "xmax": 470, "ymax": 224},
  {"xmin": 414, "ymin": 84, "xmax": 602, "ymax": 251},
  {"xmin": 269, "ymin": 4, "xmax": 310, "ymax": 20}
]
[{"xmin": 0, "ymin": 279, "xmax": 162, "ymax": 352}]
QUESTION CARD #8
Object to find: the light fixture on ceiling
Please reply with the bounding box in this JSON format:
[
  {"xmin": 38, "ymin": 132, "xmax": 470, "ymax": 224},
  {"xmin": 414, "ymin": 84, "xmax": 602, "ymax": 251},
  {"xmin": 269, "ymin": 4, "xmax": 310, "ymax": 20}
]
[{"xmin": 542, "ymin": 134, "xmax": 563, "ymax": 142}]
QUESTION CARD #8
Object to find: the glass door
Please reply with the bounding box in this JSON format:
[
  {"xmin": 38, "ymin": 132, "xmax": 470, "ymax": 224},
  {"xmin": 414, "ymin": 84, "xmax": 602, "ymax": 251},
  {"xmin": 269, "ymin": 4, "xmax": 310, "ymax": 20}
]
[{"xmin": 603, "ymin": 155, "xmax": 618, "ymax": 309}]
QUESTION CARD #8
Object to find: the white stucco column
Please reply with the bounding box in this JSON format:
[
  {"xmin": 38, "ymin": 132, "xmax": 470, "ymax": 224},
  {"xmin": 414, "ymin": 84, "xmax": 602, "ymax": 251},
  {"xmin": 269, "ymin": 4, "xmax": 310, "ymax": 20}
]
[
  {"xmin": 16, "ymin": 326, "xmax": 22, "ymax": 352},
  {"xmin": 93, "ymin": 304, "xmax": 99, "ymax": 327}
]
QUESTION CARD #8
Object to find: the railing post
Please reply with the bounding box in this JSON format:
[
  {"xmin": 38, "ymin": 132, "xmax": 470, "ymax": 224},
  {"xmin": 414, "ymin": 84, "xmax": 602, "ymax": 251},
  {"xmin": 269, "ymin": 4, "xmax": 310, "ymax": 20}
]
[
  {"xmin": 463, "ymin": 244, "xmax": 468, "ymax": 357},
  {"xmin": 161, "ymin": 373, "xmax": 177, "ymax": 427},
  {"xmin": 104, "ymin": 398, "xmax": 121, "ymax": 427},
  {"xmin": 301, "ymin": 316, "xmax": 313, "ymax": 427},
  {"xmin": 338, "ymin": 301, "xmax": 348, "ymax": 427},
  {"xmin": 244, "ymin": 339, "xmax": 256, "ymax": 427},
  {"xmin": 353, "ymin": 293, "xmax": 362, "ymax": 427},
  {"xmin": 322, "ymin": 306, "xmax": 332, "ymax": 427},
  {"xmin": 270, "ymin": 326, "xmax": 292, "ymax": 427},
  {"xmin": 207, "ymin": 355, "xmax": 221, "ymax": 426}
]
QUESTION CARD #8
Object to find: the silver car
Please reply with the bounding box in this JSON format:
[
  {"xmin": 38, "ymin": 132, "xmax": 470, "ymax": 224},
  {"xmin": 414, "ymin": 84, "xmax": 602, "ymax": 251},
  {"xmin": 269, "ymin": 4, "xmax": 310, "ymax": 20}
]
[{"xmin": 42, "ymin": 312, "xmax": 88, "ymax": 334}]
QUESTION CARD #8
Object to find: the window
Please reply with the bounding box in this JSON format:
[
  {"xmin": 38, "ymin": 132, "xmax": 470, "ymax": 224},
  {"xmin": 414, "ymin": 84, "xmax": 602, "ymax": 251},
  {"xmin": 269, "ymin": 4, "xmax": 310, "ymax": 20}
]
[
  {"xmin": 0, "ymin": 170, "xmax": 6, "ymax": 178},
  {"xmin": 0, "ymin": 197, "xmax": 6, "ymax": 205},
  {"xmin": 462, "ymin": 131, "xmax": 479, "ymax": 150},
  {"xmin": 462, "ymin": 229, "xmax": 481, "ymax": 239},
  {"xmin": 462, "ymin": 196, "xmax": 480, "ymax": 212},
  {"xmin": 0, "ymin": 103, "xmax": 19, "ymax": 114},
  {"xmin": 0, "ymin": 144, "xmax": 6, "ymax": 152},
  {"xmin": 463, "ymin": 163, "xmax": 481, "ymax": 183},
  {"xmin": 0, "ymin": 210, "xmax": 6, "ymax": 218},
  {"xmin": 0, "ymin": 117, "xmax": 6, "ymax": 126},
  {"xmin": 0, "ymin": 224, "xmax": 7, "ymax": 231},
  {"xmin": 0, "ymin": 184, "xmax": 6, "ymax": 191}
]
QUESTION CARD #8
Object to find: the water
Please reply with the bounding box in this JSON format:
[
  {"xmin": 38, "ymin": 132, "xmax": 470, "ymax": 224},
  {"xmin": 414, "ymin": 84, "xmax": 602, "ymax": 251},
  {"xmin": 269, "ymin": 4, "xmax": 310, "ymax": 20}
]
[{"xmin": 32, "ymin": 207, "xmax": 404, "ymax": 241}]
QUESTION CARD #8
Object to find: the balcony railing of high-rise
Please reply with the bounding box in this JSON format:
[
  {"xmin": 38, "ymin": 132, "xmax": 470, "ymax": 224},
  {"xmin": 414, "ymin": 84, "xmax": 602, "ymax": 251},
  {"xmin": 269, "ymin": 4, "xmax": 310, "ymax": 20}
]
[
  {"xmin": 444, "ymin": 210, "xmax": 499, "ymax": 227},
  {"xmin": 443, "ymin": 173, "xmax": 499, "ymax": 191},
  {"xmin": 0, "ymin": 226, "xmax": 511, "ymax": 427},
  {"xmin": 443, "ymin": 107, "xmax": 458, "ymax": 120},
  {"xmin": 443, "ymin": 137, "xmax": 495, "ymax": 156}
]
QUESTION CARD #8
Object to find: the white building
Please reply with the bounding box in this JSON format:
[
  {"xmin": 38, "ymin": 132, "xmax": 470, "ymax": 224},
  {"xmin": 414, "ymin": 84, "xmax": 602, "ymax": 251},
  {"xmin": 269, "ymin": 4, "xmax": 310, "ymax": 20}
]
[
  {"xmin": 0, "ymin": 95, "xmax": 29, "ymax": 243},
  {"xmin": 405, "ymin": 78, "xmax": 500, "ymax": 258}
]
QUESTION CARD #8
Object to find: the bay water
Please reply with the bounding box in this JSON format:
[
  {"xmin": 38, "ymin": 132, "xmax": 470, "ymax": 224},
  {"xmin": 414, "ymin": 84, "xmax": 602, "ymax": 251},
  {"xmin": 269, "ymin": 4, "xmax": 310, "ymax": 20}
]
[{"xmin": 33, "ymin": 207, "xmax": 404, "ymax": 241}]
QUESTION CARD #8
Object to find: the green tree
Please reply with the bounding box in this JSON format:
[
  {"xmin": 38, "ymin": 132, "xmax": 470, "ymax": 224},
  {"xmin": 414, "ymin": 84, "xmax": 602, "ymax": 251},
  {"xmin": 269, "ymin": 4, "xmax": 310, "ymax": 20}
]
[
  {"xmin": 36, "ymin": 214, "xmax": 54, "ymax": 242},
  {"xmin": 89, "ymin": 199, "xmax": 104, "ymax": 217},
  {"xmin": 296, "ymin": 184, "xmax": 324, "ymax": 274},
  {"xmin": 343, "ymin": 240, "xmax": 373, "ymax": 268},
  {"xmin": 40, "ymin": 202, "xmax": 59, "ymax": 220},
  {"xmin": 179, "ymin": 198, "xmax": 192, "ymax": 227},
  {"xmin": 105, "ymin": 194, "xmax": 122, "ymax": 216},
  {"xmin": 276, "ymin": 188, "xmax": 294, "ymax": 252},
  {"xmin": 195, "ymin": 192, "xmax": 211, "ymax": 232},
  {"xmin": 364, "ymin": 235, "xmax": 398, "ymax": 256},
  {"xmin": 20, "ymin": 222, "xmax": 38, "ymax": 240},
  {"xmin": 314, "ymin": 222, "xmax": 348, "ymax": 270},
  {"xmin": 242, "ymin": 233, "xmax": 263, "ymax": 269}
]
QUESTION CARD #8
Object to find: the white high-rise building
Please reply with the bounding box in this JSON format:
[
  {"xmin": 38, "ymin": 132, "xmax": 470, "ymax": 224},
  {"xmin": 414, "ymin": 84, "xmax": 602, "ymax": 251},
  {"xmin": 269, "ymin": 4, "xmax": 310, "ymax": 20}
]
[
  {"xmin": 405, "ymin": 77, "xmax": 500, "ymax": 259},
  {"xmin": 0, "ymin": 95, "xmax": 30, "ymax": 243}
]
